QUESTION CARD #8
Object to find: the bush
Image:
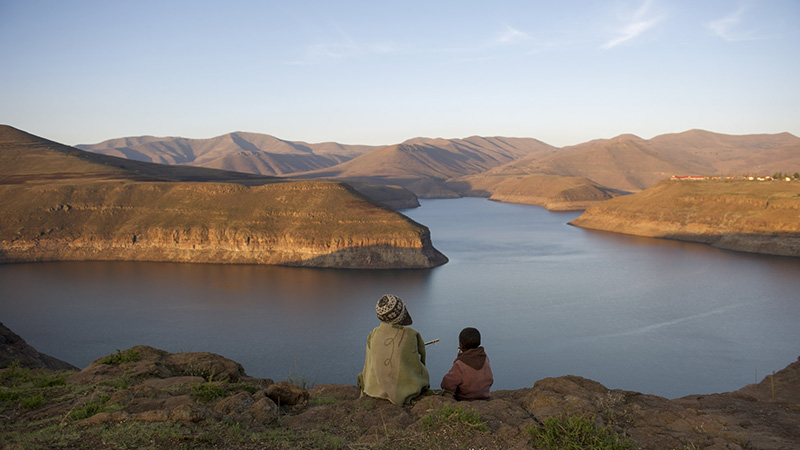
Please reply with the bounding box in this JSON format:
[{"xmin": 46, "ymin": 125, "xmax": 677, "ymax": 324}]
[
  {"xmin": 100, "ymin": 348, "xmax": 141, "ymax": 365},
  {"xmin": 191, "ymin": 382, "xmax": 226, "ymax": 403},
  {"xmin": 528, "ymin": 414, "xmax": 635, "ymax": 450}
]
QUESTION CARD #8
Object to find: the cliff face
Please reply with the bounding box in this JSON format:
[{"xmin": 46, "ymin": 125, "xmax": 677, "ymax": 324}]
[
  {"xmin": 0, "ymin": 181, "xmax": 447, "ymax": 269},
  {"xmin": 570, "ymin": 179, "xmax": 800, "ymax": 257}
]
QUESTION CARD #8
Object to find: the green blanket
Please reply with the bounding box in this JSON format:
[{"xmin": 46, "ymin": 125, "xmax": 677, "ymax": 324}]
[{"xmin": 358, "ymin": 322, "xmax": 430, "ymax": 405}]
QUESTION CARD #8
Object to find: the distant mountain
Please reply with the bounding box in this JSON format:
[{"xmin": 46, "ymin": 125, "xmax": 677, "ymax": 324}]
[
  {"xmin": 295, "ymin": 136, "xmax": 558, "ymax": 197},
  {"xmin": 492, "ymin": 130, "xmax": 800, "ymax": 192},
  {"xmin": 79, "ymin": 128, "xmax": 800, "ymax": 209},
  {"xmin": 78, "ymin": 132, "xmax": 377, "ymax": 176}
]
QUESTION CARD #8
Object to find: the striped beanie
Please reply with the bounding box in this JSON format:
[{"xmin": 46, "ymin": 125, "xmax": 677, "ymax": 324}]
[{"xmin": 375, "ymin": 294, "xmax": 412, "ymax": 325}]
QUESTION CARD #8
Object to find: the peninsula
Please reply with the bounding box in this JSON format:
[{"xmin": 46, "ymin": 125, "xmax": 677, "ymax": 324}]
[{"xmin": 570, "ymin": 178, "xmax": 800, "ymax": 257}]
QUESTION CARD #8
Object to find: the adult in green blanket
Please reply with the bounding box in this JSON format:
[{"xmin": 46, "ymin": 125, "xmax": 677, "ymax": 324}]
[{"xmin": 357, "ymin": 294, "xmax": 431, "ymax": 405}]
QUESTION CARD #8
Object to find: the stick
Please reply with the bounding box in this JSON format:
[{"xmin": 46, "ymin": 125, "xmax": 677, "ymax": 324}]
[{"xmin": 424, "ymin": 339, "xmax": 440, "ymax": 346}]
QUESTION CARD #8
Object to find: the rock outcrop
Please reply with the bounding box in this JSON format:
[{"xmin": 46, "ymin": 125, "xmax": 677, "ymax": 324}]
[
  {"xmin": 0, "ymin": 322, "xmax": 77, "ymax": 370},
  {"xmin": 2, "ymin": 338, "xmax": 798, "ymax": 450},
  {"xmin": 571, "ymin": 179, "xmax": 800, "ymax": 257}
]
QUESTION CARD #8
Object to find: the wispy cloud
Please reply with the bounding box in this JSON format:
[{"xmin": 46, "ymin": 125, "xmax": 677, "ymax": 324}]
[
  {"xmin": 707, "ymin": 6, "xmax": 758, "ymax": 41},
  {"xmin": 494, "ymin": 25, "xmax": 531, "ymax": 45},
  {"xmin": 601, "ymin": 0, "xmax": 665, "ymax": 50},
  {"xmin": 285, "ymin": 26, "xmax": 397, "ymax": 65}
]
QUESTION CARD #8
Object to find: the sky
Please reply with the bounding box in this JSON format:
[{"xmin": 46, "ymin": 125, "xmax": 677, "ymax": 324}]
[{"xmin": 1, "ymin": 0, "xmax": 798, "ymax": 148}]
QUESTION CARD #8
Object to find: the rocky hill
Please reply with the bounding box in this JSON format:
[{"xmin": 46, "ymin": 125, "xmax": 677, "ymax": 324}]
[
  {"xmin": 0, "ymin": 125, "xmax": 445, "ymax": 268},
  {"xmin": 2, "ymin": 331, "xmax": 798, "ymax": 450},
  {"xmin": 570, "ymin": 178, "xmax": 800, "ymax": 257}
]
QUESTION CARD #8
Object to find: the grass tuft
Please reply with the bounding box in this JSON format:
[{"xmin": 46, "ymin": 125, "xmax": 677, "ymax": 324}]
[
  {"xmin": 527, "ymin": 414, "xmax": 635, "ymax": 450},
  {"xmin": 100, "ymin": 348, "xmax": 141, "ymax": 365}
]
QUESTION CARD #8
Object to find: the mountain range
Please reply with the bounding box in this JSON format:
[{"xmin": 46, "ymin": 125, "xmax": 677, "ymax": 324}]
[{"xmin": 79, "ymin": 129, "xmax": 800, "ymax": 208}]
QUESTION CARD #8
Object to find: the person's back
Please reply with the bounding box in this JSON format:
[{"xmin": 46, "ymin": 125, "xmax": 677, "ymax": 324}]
[
  {"xmin": 441, "ymin": 327, "xmax": 493, "ymax": 401},
  {"xmin": 358, "ymin": 294, "xmax": 430, "ymax": 405}
]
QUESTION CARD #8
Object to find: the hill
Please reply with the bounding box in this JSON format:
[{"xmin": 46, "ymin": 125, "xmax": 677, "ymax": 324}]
[
  {"xmin": 0, "ymin": 125, "xmax": 446, "ymax": 268},
  {"xmin": 495, "ymin": 130, "xmax": 800, "ymax": 192},
  {"xmin": 570, "ymin": 178, "xmax": 800, "ymax": 257},
  {"xmin": 446, "ymin": 174, "xmax": 620, "ymax": 211},
  {"xmin": 294, "ymin": 136, "xmax": 558, "ymax": 198},
  {"xmin": 78, "ymin": 132, "xmax": 377, "ymax": 176}
]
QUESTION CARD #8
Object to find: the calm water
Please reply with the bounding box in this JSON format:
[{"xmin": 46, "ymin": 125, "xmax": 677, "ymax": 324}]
[{"xmin": 1, "ymin": 198, "xmax": 798, "ymax": 398}]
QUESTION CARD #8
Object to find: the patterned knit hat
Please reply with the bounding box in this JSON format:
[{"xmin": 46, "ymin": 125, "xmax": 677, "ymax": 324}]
[{"xmin": 375, "ymin": 294, "xmax": 412, "ymax": 325}]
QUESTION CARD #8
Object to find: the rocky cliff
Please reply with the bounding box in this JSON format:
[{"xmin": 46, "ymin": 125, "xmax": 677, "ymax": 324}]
[
  {"xmin": 0, "ymin": 181, "xmax": 447, "ymax": 269},
  {"xmin": 570, "ymin": 179, "xmax": 800, "ymax": 257},
  {"xmin": 2, "ymin": 338, "xmax": 798, "ymax": 450}
]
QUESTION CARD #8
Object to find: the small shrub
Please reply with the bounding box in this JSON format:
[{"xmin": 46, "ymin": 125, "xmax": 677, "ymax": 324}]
[
  {"xmin": 68, "ymin": 395, "xmax": 110, "ymax": 421},
  {"xmin": 20, "ymin": 393, "xmax": 45, "ymax": 409},
  {"xmin": 100, "ymin": 348, "xmax": 141, "ymax": 365},
  {"xmin": 191, "ymin": 382, "xmax": 226, "ymax": 403},
  {"xmin": 527, "ymin": 414, "xmax": 635, "ymax": 450}
]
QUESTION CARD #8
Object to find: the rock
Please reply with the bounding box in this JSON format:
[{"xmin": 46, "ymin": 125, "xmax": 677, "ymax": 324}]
[
  {"xmin": 142, "ymin": 376, "xmax": 205, "ymax": 390},
  {"xmin": 67, "ymin": 346, "xmax": 245, "ymax": 385},
  {"xmin": 0, "ymin": 322, "xmax": 77, "ymax": 370},
  {"xmin": 266, "ymin": 381, "xmax": 309, "ymax": 406}
]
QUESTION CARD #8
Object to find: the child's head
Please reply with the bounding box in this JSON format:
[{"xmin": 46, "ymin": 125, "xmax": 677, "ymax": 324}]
[{"xmin": 458, "ymin": 327, "xmax": 481, "ymax": 350}]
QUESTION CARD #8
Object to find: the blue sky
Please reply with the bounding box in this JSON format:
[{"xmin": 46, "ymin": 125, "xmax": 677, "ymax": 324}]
[{"xmin": 1, "ymin": 0, "xmax": 798, "ymax": 147}]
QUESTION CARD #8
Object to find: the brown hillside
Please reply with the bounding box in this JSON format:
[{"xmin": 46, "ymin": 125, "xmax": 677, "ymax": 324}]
[
  {"xmin": 78, "ymin": 132, "xmax": 376, "ymax": 176},
  {"xmin": 296, "ymin": 137, "xmax": 557, "ymax": 197},
  {"xmin": 570, "ymin": 179, "xmax": 800, "ymax": 257},
  {"xmin": 0, "ymin": 125, "xmax": 445, "ymax": 268},
  {"xmin": 496, "ymin": 130, "xmax": 800, "ymax": 192}
]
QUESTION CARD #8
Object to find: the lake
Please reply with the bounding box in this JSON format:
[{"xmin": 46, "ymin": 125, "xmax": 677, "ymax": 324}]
[{"xmin": 1, "ymin": 197, "xmax": 798, "ymax": 398}]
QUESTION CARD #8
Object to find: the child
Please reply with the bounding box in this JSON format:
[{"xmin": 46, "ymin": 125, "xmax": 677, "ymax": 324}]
[
  {"xmin": 358, "ymin": 294, "xmax": 430, "ymax": 405},
  {"xmin": 440, "ymin": 327, "xmax": 493, "ymax": 400}
]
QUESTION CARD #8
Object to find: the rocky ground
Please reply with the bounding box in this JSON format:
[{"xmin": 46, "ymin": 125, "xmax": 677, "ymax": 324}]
[{"xmin": 1, "ymin": 340, "xmax": 798, "ymax": 450}]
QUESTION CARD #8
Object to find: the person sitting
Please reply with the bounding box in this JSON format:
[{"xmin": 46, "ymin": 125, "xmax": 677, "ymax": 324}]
[
  {"xmin": 357, "ymin": 294, "xmax": 430, "ymax": 405},
  {"xmin": 440, "ymin": 327, "xmax": 493, "ymax": 400}
]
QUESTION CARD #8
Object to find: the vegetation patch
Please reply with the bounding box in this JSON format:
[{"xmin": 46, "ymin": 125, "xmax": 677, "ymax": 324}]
[
  {"xmin": 421, "ymin": 403, "xmax": 489, "ymax": 432},
  {"xmin": 527, "ymin": 414, "xmax": 635, "ymax": 450},
  {"xmin": 191, "ymin": 381, "xmax": 226, "ymax": 403},
  {"xmin": 100, "ymin": 348, "xmax": 141, "ymax": 365}
]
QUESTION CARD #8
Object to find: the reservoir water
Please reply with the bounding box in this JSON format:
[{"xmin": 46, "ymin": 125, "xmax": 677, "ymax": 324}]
[{"xmin": 1, "ymin": 197, "xmax": 798, "ymax": 398}]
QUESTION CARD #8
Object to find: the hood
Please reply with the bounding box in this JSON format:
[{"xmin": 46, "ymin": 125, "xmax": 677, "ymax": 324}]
[{"xmin": 457, "ymin": 346, "xmax": 487, "ymax": 370}]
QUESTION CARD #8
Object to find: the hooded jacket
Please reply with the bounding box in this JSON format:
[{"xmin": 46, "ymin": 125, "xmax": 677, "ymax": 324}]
[{"xmin": 440, "ymin": 346, "xmax": 493, "ymax": 401}]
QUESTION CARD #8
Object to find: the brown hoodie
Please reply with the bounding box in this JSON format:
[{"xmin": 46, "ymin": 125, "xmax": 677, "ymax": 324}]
[{"xmin": 440, "ymin": 346, "xmax": 493, "ymax": 400}]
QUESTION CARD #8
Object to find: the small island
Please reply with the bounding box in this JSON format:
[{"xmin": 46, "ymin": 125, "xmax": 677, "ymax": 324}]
[{"xmin": 570, "ymin": 177, "xmax": 800, "ymax": 257}]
